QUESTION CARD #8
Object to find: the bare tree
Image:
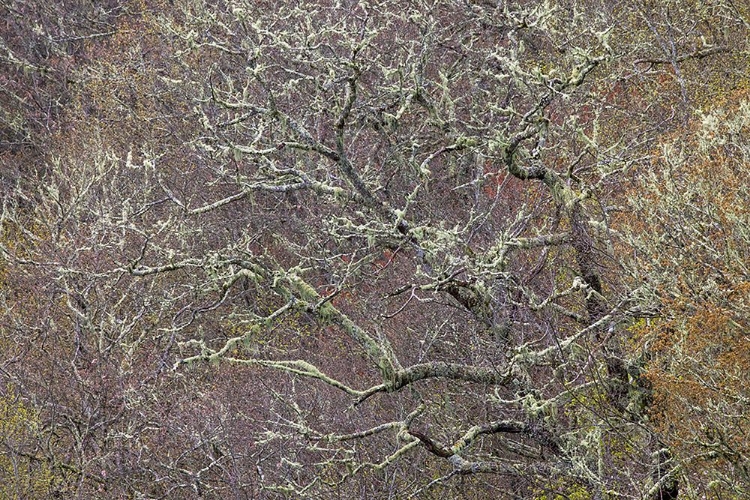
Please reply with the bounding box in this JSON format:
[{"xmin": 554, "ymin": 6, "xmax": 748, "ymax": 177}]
[{"xmin": 1, "ymin": 0, "xmax": 747, "ymax": 498}]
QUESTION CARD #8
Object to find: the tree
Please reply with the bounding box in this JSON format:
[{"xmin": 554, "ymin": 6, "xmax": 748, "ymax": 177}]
[
  {"xmin": 625, "ymin": 89, "xmax": 750, "ymax": 499},
  {"xmin": 1, "ymin": 0, "xmax": 747, "ymax": 498},
  {"xmin": 0, "ymin": 385, "xmax": 58, "ymax": 499}
]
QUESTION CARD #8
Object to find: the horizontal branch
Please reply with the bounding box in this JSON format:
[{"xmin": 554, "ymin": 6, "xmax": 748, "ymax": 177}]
[
  {"xmin": 177, "ymin": 354, "xmax": 370, "ymax": 398},
  {"xmin": 129, "ymin": 259, "xmax": 201, "ymax": 276},
  {"xmin": 449, "ymin": 419, "xmax": 527, "ymax": 456},
  {"xmin": 634, "ymin": 45, "xmax": 727, "ymax": 65},
  {"xmin": 391, "ymin": 362, "xmax": 512, "ymax": 391},
  {"xmin": 188, "ymin": 191, "xmax": 250, "ymax": 215},
  {"xmin": 332, "ymin": 404, "xmax": 424, "ymax": 442}
]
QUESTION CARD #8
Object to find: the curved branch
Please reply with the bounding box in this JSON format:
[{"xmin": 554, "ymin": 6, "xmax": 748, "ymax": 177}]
[{"xmin": 391, "ymin": 361, "xmax": 512, "ymax": 391}]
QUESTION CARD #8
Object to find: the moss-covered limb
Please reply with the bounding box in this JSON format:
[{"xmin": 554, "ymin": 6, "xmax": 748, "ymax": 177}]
[
  {"xmin": 404, "ymin": 228, "xmax": 573, "ymax": 320},
  {"xmin": 352, "ymin": 360, "xmax": 516, "ymax": 405},
  {"xmin": 369, "ymin": 440, "xmax": 421, "ymax": 471},
  {"xmin": 284, "ymin": 102, "xmax": 383, "ymax": 212},
  {"xmin": 514, "ymin": 276, "xmax": 589, "ymax": 317},
  {"xmin": 227, "ymin": 358, "xmax": 368, "ymax": 397},
  {"xmin": 515, "ymin": 289, "xmax": 587, "ymax": 323},
  {"xmin": 263, "ymin": 406, "xmax": 425, "ymax": 491},
  {"xmin": 507, "ymin": 232, "xmax": 571, "ymax": 249},
  {"xmin": 177, "ymin": 347, "xmax": 369, "ymax": 398},
  {"xmin": 171, "ymin": 262, "xmax": 400, "ymax": 388},
  {"xmin": 501, "ymin": 55, "xmax": 601, "ymax": 186},
  {"xmin": 123, "ymin": 234, "xmax": 199, "ymax": 277},
  {"xmin": 503, "ymin": 131, "xmax": 608, "ymax": 330},
  {"xmin": 331, "ymin": 404, "xmax": 424, "ymax": 442},
  {"xmin": 187, "ymin": 190, "xmax": 251, "ymax": 215},
  {"xmin": 407, "ymin": 430, "xmax": 454, "ymax": 458},
  {"xmin": 334, "ymin": 69, "xmax": 358, "ymax": 133},
  {"xmin": 390, "ymin": 361, "xmax": 512, "ymax": 390},
  {"xmin": 127, "ymin": 258, "xmax": 202, "ymax": 276},
  {"xmin": 332, "ymin": 421, "xmax": 403, "ymax": 442},
  {"xmin": 503, "ymin": 125, "xmax": 548, "ymax": 181},
  {"xmin": 285, "ymin": 271, "xmax": 401, "ymax": 382},
  {"xmin": 446, "ymin": 455, "xmax": 518, "ymax": 475},
  {"xmin": 281, "ymin": 114, "xmax": 409, "ymax": 229},
  {"xmin": 356, "ymin": 306, "xmax": 623, "ymax": 403},
  {"xmin": 448, "ymin": 419, "xmax": 528, "ymax": 457},
  {"xmin": 282, "ymin": 125, "xmax": 340, "ymax": 163},
  {"xmin": 430, "ymin": 417, "xmax": 563, "ymax": 468},
  {"xmin": 569, "ymin": 205, "xmax": 608, "ymax": 323},
  {"xmin": 437, "ymin": 280, "xmax": 491, "ymax": 322},
  {"xmin": 171, "ymin": 268, "xmax": 397, "ymax": 396},
  {"xmin": 499, "ymin": 55, "xmax": 602, "ymax": 199}
]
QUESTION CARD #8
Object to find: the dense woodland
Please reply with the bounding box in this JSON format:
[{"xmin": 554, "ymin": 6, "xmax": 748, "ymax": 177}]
[{"xmin": 0, "ymin": 0, "xmax": 748, "ymax": 498}]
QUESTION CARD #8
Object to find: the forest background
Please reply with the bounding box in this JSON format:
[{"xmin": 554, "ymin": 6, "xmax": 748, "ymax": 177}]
[{"xmin": 0, "ymin": 0, "xmax": 748, "ymax": 498}]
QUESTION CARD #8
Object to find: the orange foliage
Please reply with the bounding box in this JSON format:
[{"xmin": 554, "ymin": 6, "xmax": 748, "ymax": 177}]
[{"xmin": 626, "ymin": 89, "xmax": 750, "ymax": 491}]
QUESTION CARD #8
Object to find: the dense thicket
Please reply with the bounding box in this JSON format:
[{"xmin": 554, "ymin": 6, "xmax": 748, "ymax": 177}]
[{"xmin": 1, "ymin": 1, "xmax": 748, "ymax": 498}]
